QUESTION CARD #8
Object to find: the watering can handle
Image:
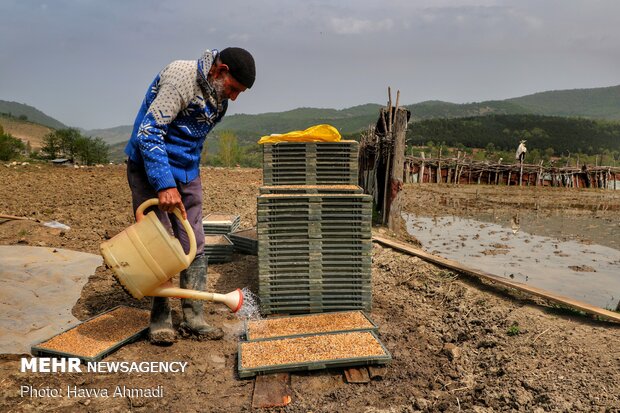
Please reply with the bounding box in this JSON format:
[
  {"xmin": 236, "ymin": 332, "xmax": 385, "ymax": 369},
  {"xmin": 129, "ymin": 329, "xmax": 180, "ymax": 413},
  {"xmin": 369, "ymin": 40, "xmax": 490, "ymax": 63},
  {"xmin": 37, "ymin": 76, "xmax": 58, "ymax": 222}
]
[{"xmin": 135, "ymin": 198, "xmax": 197, "ymax": 265}]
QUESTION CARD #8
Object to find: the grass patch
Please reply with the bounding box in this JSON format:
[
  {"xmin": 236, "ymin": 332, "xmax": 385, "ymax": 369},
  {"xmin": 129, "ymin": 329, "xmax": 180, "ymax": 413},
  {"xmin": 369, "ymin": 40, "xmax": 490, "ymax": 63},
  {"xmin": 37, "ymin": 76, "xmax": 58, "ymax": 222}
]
[{"xmin": 506, "ymin": 322, "xmax": 520, "ymax": 336}]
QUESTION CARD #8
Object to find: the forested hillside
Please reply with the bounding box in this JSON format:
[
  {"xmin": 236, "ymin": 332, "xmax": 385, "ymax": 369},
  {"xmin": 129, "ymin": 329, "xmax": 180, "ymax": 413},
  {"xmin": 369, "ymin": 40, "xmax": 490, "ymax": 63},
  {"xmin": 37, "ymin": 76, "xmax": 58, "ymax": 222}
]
[
  {"xmin": 508, "ymin": 85, "xmax": 620, "ymax": 120},
  {"xmin": 408, "ymin": 114, "xmax": 620, "ymax": 156}
]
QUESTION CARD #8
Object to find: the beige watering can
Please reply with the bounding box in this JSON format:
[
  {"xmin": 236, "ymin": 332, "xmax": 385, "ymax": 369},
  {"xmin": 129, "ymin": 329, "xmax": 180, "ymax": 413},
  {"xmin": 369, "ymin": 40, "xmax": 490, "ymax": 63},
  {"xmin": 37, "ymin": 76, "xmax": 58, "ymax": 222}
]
[{"xmin": 100, "ymin": 198, "xmax": 243, "ymax": 312}]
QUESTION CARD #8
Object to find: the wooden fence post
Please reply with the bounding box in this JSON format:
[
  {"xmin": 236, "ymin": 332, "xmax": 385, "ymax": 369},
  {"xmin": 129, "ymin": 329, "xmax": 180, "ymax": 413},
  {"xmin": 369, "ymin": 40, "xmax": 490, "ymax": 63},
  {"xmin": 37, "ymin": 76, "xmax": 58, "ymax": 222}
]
[{"xmin": 387, "ymin": 107, "xmax": 407, "ymax": 231}]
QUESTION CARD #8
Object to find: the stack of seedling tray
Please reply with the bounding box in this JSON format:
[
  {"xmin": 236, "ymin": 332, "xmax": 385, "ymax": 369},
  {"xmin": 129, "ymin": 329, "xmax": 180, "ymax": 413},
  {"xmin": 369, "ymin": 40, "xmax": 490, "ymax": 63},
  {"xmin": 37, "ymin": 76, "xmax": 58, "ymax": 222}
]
[
  {"xmin": 228, "ymin": 228, "xmax": 258, "ymax": 255},
  {"xmin": 31, "ymin": 306, "xmax": 149, "ymax": 362},
  {"xmin": 204, "ymin": 235, "xmax": 234, "ymax": 263},
  {"xmin": 258, "ymin": 139, "xmax": 371, "ymax": 315},
  {"xmin": 238, "ymin": 311, "xmax": 391, "ymax": 378},
  {"xmin": 202, "ymin": 213, "xmax": 240, "ymax": 235},
  {"xmin": 263, "ymin": 141, "xmax": 359, "ymax": 186},
  {"xmin": 257, "ymin": 192, "xmax": 372, "ymax": 314}
]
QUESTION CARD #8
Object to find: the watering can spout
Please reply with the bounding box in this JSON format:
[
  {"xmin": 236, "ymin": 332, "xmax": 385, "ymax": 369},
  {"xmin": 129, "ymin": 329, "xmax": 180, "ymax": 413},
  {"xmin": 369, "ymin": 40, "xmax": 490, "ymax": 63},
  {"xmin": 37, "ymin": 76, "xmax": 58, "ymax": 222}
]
[{"xmin": 149, "ymin": 283, "xmax": 244, "ymax": 313}]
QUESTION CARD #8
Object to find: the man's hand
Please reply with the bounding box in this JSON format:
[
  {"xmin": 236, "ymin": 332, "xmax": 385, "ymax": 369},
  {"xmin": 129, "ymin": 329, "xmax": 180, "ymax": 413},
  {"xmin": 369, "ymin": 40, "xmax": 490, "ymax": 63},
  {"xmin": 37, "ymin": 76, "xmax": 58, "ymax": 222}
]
[{"xmin": 157, "ymin": 187, "xmax": 187, "ymax": 220}]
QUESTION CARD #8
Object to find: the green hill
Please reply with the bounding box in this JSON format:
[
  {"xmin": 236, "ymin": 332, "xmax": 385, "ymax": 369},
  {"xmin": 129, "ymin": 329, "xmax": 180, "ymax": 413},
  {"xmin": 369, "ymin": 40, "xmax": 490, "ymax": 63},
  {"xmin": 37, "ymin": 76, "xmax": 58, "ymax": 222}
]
[
  {"xmin": 216, "ymin": 104, "xmax": 383, "ymax": 136},
  {"xmin": 0, "ymin": 100, "xmax": 66, "ymax": 130},
  {"xmin": 91, "ymin": 85, "xmax": 620, "ymax": 146},
  {"xmin": 407, "ymin": 100, "xmax": 530, "ymax": 120},
  {"xmin": 5, "ymin": 84, "xmax": 620, "ymax": 160},
  {"xmin": 84, "ymin": 125, "xmax": 133, "ymax": 145},
  {"xmin": 507, "ymin": 85, "xmax": 620, "ymax": 120}
]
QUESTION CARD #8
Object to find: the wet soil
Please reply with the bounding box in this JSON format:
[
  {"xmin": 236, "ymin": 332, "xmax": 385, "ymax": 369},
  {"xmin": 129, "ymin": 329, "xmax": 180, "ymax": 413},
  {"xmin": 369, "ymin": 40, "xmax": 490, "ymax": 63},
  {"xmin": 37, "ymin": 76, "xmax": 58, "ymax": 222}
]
[{"xmin": 1, "ymin": 165, "xmax": 619, "ymax": 412}]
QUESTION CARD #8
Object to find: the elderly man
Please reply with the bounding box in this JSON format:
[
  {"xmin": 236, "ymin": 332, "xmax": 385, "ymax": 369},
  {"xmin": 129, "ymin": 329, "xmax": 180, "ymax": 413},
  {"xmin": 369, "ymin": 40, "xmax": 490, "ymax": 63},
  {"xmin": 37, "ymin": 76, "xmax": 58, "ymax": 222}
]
[{"xmin": 124, "ymin": 48, "xmax": 255, "ymax": 345}]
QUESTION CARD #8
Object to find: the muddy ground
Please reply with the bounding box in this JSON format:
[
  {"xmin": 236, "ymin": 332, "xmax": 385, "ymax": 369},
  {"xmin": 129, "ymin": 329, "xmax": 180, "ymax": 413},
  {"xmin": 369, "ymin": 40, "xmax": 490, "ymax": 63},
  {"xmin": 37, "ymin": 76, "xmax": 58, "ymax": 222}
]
[{"xmin": 0, "ymin": 164, "xmax": 619, "ymax": 413}]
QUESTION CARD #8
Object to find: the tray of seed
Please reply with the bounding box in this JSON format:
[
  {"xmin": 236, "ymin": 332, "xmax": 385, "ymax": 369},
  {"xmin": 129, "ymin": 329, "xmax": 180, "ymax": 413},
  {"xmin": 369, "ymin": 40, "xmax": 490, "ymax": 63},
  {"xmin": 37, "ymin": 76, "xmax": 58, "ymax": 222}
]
[
  {"xmin": 31, "ymin": 306, "xmax": 149, "ymax": 362},
  {"xmin": 245, "ymin": 310, "xmax": 378, "ymax": 340},
  {"xmin": 238, "ymin": 330, "xmax": 390, "ymax": 378}
]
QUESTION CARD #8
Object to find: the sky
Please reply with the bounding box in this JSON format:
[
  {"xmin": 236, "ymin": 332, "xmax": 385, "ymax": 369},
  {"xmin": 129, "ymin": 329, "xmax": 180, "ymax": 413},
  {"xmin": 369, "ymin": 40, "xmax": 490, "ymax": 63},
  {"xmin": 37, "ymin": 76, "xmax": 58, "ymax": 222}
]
[{"xmin": 1, "ymin": 0, "xmax": 620, "ymax": 130}]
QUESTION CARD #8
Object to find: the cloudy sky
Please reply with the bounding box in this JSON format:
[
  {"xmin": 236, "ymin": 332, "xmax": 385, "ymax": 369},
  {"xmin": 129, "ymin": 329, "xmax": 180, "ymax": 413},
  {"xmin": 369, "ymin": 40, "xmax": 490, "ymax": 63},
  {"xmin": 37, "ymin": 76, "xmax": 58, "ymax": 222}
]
[{"xmin": 1, "ymin": 0, "xmax": 619, "ymax": 129}]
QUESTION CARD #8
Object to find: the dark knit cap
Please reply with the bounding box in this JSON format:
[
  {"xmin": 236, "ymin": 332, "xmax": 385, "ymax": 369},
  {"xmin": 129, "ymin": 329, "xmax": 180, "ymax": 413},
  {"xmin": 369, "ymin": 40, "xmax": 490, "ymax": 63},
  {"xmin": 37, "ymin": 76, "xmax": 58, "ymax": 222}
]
[{"xmin": 219, "ymin": 47, "xmax": 256, "ymax": 88}]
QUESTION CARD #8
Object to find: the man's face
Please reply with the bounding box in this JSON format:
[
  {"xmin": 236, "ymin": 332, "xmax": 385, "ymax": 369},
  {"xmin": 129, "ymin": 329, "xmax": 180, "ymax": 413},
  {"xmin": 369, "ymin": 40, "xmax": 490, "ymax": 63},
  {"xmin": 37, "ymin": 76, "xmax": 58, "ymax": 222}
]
[{"xmin": 211, "ymin": 65, "xmax": 248, "ymax": 102}]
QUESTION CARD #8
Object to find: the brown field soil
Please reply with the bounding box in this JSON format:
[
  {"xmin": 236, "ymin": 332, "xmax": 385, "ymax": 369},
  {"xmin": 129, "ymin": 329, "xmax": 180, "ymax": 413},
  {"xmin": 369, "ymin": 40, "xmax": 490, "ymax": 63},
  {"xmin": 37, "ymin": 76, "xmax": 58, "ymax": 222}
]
[
  {"xmin": 0, "ymin": 117, "xmax": 52, "ymax": 150},
  {"xmin": 400, "ymin": 184, "xmax": 620, "ymax": 216},
  {"xmin": 1, "ymin": 164, "xmax": 619, "ymax": 413}
]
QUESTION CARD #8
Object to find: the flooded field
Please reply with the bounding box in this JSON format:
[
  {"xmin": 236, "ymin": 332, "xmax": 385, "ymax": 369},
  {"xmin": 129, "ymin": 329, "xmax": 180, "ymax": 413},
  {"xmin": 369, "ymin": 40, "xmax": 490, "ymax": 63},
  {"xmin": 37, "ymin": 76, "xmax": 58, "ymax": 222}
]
[
  {"xmin": 403, "ymin": 212, "xmax": 620, "ymax": 309},
  {"xmin": 401, "ymin": 184, "xmax": 620, "ymax": 310}
]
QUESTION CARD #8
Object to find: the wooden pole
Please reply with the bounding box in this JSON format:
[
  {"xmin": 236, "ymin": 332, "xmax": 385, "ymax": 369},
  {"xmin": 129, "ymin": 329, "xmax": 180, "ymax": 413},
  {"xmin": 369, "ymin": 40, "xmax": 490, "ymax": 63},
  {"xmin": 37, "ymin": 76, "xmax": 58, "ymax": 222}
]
[
  {"xmin": 0, "ymin": 214, "xmax": 36, "ymax": 221},
  {"xmin": 437, "ymin": 147, "xmax": 442, "ymax": 183},
  {"xmin": 381, "ymin": 88, "xmax": 396, "ymax": 223},
  {"xmin": 382, "ymin": 146, "xmax": 391, "ymax": 224},
  {"xmin": 373, "ymin": 235, "xmax": 620, "ymax": 323},
  {"xmin": 419, "ymin": 152, "xmax": 425, "ymax": 184},
  {"xmin": 387, "ymin": 87, "xmax": 393, "ymax": 133},
  {"xmin": 387, "ymin": 101, "xmax": 406, "ymax": 231}
]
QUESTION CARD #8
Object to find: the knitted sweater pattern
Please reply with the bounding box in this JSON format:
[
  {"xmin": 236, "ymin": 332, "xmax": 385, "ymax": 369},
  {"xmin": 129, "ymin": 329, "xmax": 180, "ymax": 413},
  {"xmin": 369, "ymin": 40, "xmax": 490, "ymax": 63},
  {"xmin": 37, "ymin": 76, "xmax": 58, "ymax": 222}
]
[{"xmin": 125, "ymin": 50, "xmax": 227, "ymax": 192}]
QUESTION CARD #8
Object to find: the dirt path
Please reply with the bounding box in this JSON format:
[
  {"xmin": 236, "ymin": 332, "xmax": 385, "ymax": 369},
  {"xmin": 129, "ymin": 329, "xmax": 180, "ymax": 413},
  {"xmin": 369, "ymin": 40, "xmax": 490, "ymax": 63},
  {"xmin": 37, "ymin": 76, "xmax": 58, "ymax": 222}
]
[{"xmin": 1, "ymin": 165, "xmax": 619, "ymax": 412}]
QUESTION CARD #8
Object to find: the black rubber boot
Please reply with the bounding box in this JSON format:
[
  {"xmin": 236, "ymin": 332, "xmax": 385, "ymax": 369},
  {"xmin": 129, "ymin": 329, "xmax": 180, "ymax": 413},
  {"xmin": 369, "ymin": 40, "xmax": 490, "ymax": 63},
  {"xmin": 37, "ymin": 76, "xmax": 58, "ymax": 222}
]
[
  {"xmin": 149, "ymin": 297, "xmax": 176, "ymax": 345},
  {"xmin": 179, "ymin": 255, "xmax": 224, "ymax": 340}
]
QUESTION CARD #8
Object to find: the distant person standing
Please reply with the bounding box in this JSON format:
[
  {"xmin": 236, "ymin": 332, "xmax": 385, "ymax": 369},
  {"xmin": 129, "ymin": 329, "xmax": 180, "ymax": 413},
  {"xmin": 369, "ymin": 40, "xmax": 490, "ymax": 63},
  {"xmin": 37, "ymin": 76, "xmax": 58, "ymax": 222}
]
[
  {"xmin": 124, "ymin": 48, "xmax": 256, "ymax": 345},
  {"xmin": 515, "ymin": 140, "xmax": 527, "ymax": 163}
]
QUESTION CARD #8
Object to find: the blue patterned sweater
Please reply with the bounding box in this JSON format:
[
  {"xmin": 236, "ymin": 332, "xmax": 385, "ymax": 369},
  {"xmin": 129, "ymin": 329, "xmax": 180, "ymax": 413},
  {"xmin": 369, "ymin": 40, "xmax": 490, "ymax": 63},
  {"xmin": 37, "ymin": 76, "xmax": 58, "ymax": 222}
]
[{"xmin": 125, "ymin": 50, "xmax": 227, "ymax": 192}]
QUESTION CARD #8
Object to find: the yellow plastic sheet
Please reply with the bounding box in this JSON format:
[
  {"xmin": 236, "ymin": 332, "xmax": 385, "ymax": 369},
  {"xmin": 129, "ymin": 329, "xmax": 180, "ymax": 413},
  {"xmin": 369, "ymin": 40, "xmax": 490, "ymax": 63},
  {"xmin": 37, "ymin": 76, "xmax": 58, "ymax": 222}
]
[{"xmin": 258, "ymin": 124, "xmax": 341, "ymax": 144}]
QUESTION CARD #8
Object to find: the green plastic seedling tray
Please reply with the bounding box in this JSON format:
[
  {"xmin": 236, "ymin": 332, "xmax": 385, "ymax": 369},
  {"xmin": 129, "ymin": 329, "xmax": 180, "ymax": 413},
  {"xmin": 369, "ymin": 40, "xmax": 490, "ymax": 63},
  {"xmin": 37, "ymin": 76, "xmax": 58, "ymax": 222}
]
[
  {"xmin": 263, "ymin": 178, "xmax": 358, "ymax": 185},
  {"xmin": 258, "ymin": 270, "xmax": 371, "ymax": 278},
  {"xmin": 237, "ymin": 330, "xmax": 389, "ymax": 378},
  {"xmin": 258, "ymin": 193, "xmax": 371, "ymax": 201},
  {"xmin": 259, "ymin": 293, "xmax": 372, "ymax": 302},
  {"xmin": 263, "ymin": 164, "xmax": 357, "ymax": 171},
  {"xmin": 258, "ymin": 237, "xmax": 371, "ymax": 245},
  {"xmin": 259, "ymin": 185, "xmax": 363, "ymax": 195},
  {"xmin": 258, "ymin": 282, "xmax": 371, "ymax": 290},
  {"xmin": 258, "ymin": 230, "xmax": 372, "ymax": 238},
  {"xmin": 30, "ymin": 306, "xmax": 149, "ymax": 363},
  {"xmin": 243, "ymin": 310, "xmax": 379, "ymax": 341},
  {"xmin": 261, "ymin": 302, "xmax": 372, "ymax": 314},
  {"xmin": 258, "ymin": 244, "xmax": 371, "ymax": 253},
  {"xmin": 228, "ymin": 234, "xmax": 258, "ymax": 254}
]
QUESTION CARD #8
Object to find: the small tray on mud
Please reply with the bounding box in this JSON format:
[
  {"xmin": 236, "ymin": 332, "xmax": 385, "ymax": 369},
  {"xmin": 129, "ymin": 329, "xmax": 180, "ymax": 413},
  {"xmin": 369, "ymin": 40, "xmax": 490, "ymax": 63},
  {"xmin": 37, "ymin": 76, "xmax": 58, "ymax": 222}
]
[
  {"xmin": 228, "ymin": 228, "xmax": 258, "ymax": 255},
  {"xmin": 237, "ymin": 330, "xmax": 391, "ymax": 378},
  {"xmin": 203, "ymin": 213, "xmax": 240, "ymax": 235},
  {"xmin": 204, "ymin": 235, "xmax": 234, "ymax": 263},
  {"xmin": 30, "ymin": 306, "xmax": 149, "ymax": 362},
  {"xmin": 244, "ymin": 310, "xmax": 378, "ymax": 341}
]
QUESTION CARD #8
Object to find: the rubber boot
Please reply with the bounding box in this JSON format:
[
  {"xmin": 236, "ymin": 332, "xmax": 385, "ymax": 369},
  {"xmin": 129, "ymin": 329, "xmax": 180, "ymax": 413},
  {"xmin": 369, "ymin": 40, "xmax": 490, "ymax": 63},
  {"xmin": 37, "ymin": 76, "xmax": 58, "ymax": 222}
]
[
  {"xmin": 178, "ymin": 255, "xmax": 224, "ymax": 340},
  {"xmin": 149, "ymin": 297, "xmax": 176, "ymax": 345}
]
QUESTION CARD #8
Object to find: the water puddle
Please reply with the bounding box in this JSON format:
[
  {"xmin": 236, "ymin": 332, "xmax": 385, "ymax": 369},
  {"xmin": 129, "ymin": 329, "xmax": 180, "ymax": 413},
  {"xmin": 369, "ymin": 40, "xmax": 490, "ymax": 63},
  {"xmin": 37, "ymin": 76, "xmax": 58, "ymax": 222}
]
[{"xmin": 403, "ymin": 212, "xmax": 620, "ymax": 309}]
